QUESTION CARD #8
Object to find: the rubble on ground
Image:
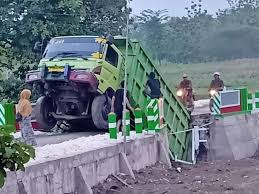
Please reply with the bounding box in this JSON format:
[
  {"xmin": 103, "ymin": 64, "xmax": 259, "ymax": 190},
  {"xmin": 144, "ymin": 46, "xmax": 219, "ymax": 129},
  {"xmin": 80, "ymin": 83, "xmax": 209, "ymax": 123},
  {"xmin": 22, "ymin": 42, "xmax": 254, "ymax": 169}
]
[{"xmin": 93, "ymin": 158, "xmax": 259, "ymax": 194}]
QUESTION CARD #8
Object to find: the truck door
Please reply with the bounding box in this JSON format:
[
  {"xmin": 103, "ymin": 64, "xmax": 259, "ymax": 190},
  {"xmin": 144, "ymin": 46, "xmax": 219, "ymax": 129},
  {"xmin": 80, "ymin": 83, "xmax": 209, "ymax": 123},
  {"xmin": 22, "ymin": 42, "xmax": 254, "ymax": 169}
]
[{"xmin": 98, "ymin": 44, "xmax": 121, "ymax": 92}]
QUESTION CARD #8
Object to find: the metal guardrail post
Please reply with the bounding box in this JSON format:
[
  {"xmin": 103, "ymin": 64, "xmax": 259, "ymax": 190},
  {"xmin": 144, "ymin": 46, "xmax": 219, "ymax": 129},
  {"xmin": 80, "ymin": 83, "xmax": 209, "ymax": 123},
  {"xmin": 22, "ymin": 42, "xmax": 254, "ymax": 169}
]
[
  {"xmin": 192, "ymin": 126, "xmax": 196, "ymax": 164},
  {"xmin": 147, "ymin": 106, "xmax": 155, "ymax": 134},
  {"xmin": 0, "ymin": 104, "xmax": 5, "ymax": 126},
  {"xmin": 0, "ymin": 103, "xmax": 16, "ymax": 132},
  {"xmin": 108, "ymin": 112, "xmax": 117, "ymax": 143},
  {"xmin": 134, "ymin": 108, "xmax": 143, "ymax": 136},
  {"xmin": 126, "ymin": 110, "xmax": 130, "ymax": 140}
]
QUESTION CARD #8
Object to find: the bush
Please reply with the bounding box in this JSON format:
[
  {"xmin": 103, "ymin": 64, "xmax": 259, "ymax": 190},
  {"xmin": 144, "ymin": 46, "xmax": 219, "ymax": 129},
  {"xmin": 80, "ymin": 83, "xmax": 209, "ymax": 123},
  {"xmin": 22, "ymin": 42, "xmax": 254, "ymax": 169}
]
[
  {"xmin": 0, "ymin": 132, "xmax": 35, "ymax": 187},
  {"xmin": 0, "ymin": 109, "xmax": 35, "ymax": 188}
]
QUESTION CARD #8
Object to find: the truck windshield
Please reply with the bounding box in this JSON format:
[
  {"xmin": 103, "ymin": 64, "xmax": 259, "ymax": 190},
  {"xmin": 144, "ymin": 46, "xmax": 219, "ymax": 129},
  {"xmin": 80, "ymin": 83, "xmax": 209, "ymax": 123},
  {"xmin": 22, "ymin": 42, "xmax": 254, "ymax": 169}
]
[{"xmin": 43, "ymin": 37, "xmax": 102, "ymax": 59}]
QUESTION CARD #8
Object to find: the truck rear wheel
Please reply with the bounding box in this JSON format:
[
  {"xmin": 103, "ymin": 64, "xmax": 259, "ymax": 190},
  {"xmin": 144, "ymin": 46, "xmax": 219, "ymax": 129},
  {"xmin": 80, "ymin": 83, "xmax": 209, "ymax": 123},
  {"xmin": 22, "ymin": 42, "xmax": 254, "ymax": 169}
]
[
  {"xmin": 35, "ymin": 96, "xmax": 57, "ymax": 131},
  {"xmin": 91, "ymin": 95, "xmax": 111, "ymax": 129}
]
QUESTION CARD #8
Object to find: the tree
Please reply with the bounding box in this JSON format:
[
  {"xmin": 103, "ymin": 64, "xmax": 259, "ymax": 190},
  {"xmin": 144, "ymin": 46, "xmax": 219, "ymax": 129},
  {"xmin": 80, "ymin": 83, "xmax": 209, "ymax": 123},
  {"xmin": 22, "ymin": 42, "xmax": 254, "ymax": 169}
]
[
  {"xmin": 185, "ymin": 0, "xmax": 208, "ymax": 18},
  {"xmin": 166, "ymin": 0, "xmax": 214, "ymax": 63},
  {"xmin": 0, "ymin": 76, "xmax": 25, "ymax": 102},
  {"xmin": 0, "ymin": 0, "xmax": 129, "ymax": 101},
  {"xmin": 131, "ymin": 0, "xmax": 259, "ymax": 63},
  {"xmin": 133, "ymin": 9, "xmax": 169, "ymax": 64},
  {"xmin": 201, "ymin": 26, "xmax": 259, "ymax": 60},
  {"xmin": 227, "ymin": 0, "xmax": 259, "ymax": 8},
  {"xmin": 0, "ymin": 0, "xmax": 129, "ymax": 49}
]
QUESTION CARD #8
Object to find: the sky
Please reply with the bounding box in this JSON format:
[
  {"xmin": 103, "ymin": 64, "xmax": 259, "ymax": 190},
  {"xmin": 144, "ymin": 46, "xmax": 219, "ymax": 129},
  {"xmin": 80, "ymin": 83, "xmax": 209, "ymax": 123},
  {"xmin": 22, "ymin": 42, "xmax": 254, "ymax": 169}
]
[{"xmin": 131, "ymin": 0, "xmax": 230, "ymax": 17}]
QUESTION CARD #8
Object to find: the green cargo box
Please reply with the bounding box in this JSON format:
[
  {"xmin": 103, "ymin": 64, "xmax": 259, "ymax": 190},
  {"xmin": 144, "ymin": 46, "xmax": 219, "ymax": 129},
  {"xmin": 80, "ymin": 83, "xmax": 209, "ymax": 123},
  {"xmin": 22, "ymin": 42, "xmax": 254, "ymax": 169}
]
[{"xmin": 114, "ymin": 38, "xmax": 190, "ymax": 159}]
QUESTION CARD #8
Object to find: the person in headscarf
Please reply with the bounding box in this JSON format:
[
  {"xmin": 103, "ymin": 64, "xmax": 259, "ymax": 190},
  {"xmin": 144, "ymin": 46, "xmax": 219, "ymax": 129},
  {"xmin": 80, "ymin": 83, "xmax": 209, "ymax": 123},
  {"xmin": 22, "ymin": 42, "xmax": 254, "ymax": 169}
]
[
  {"xmin": 144, "ymin": 72, "xmax": 161, "ymax": 99},
  {"xmin": 17, "ymin": 89, "xmax": 37, "ymax": 146}
]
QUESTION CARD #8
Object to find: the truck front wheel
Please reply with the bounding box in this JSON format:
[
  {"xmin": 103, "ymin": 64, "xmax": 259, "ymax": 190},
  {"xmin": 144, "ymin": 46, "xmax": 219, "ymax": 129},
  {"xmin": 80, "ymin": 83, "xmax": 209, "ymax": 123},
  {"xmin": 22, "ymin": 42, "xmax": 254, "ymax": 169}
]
[
  {"xmin": 91, "ymin": 95, "xmax": 111, "ymax": 129},
  {"xmin": 35, "ymin": 96, "xmax": 57, "ymax": 131}
]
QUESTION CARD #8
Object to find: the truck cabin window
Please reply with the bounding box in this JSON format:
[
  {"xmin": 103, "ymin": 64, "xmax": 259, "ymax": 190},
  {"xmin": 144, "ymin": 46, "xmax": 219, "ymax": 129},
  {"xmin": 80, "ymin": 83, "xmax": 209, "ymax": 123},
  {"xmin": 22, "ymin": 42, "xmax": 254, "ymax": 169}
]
[
  {"xmin": 105, "ymin": 45, "xmax": 118, "ymax": 67},
  {"xmin": 43, "ymin": 37, "xmax": 103, "ymax": 59}
]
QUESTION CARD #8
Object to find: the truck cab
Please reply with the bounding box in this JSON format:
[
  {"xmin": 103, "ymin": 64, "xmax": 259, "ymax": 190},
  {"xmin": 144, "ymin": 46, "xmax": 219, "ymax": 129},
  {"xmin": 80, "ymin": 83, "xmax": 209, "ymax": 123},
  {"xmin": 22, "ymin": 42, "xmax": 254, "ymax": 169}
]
[{"xmin": 26, "ymin": 36, "xmax": 123, "ymax": 130}]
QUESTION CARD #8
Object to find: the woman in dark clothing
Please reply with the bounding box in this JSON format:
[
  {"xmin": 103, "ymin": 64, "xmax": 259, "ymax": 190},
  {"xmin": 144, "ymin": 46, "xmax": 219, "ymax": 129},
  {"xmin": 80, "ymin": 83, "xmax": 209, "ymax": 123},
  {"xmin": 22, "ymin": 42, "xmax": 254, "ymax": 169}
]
[
  {"xmin": 111, "ymin": 81, "xmax": 134, "ymax": 132},
  {"xmin": 145, "ymin": 72, "xmax": 162, "ymax": 99}
]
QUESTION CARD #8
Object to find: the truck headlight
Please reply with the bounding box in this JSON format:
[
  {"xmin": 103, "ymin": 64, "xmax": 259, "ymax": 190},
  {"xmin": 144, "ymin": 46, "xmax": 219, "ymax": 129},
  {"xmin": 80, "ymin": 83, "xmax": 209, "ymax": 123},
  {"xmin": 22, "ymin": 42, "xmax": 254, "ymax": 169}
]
[
  {"xmin": 25, "ymin": 71, "xmax": 41, "ymax": 82},
  {"xmin": 76, "ymin": 74, "xmax": 89, "ymax": 80},
  {"xmin": 28, "ymin": 74, "xmax": 39, "ymax": 80}
]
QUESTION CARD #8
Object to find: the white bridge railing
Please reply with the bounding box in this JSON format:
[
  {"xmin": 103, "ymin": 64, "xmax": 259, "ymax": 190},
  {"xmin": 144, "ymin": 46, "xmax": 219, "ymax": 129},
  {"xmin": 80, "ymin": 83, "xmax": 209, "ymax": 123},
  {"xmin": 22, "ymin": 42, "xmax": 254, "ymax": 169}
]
[{"xmin": 170, "ymin": 123, "xmax": 212, "ymax": 165}]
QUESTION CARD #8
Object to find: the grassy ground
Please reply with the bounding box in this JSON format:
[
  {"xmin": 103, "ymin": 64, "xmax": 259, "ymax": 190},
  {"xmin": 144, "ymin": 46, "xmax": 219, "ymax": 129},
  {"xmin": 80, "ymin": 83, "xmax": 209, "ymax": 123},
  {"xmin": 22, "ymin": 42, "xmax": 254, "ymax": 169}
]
[{"xmin": 160, "ymin": 58, "xmax": 259, "ymax": 99}]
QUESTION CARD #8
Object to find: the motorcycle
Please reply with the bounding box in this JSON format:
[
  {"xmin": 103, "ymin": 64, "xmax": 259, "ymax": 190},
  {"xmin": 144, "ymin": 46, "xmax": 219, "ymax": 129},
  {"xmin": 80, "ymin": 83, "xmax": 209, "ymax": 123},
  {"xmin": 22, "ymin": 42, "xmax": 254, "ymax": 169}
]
[{"xmin": 177, "ymin": 88, "xmax": 195, "ymax": 114}]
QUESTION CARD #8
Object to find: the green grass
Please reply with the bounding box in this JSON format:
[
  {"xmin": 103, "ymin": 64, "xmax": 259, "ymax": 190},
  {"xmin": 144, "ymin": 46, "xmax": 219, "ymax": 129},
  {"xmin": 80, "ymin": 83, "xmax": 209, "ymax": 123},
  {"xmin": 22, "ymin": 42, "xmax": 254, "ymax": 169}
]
[{"xmin": 159, "ymin": 58, "xmax": 259, "ymax": 99}]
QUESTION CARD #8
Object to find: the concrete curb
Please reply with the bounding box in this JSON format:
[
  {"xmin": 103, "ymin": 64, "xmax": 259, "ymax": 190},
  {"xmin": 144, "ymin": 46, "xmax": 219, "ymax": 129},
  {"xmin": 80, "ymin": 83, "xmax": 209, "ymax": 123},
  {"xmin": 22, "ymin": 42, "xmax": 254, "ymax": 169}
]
[
  {"xmin": 0, "ymin": 134, "xmax": 170, "ymax": 194},
  {"xmin": 210, "ymin": 113, "xmax": 259, "ymax": 161}
]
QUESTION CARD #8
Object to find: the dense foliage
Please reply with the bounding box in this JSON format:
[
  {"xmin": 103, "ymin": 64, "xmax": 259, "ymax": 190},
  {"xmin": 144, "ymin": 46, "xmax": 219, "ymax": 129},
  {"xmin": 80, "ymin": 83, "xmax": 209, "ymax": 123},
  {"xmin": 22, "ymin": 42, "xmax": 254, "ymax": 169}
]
[
  {"xmin": 0, "ymin": 127, "xmax": 35, "ymax": 188},
  {"xmin": 0, "ymin": 0, "xmax": 130, "ymax": 187},
  {"xmin": 133, "ymin": 0, "xmax": 259, "ymax": 63},
  {"xmin": 0, "ymin": 105, "xmax": 35, "ymax": 188},
  {"xmin": 1, "ymin": 0, "xmax": 259, "ymax": 100},
  {"xmin": 0, "ymin": 0, "xmax": 130, "ymax": 101}
]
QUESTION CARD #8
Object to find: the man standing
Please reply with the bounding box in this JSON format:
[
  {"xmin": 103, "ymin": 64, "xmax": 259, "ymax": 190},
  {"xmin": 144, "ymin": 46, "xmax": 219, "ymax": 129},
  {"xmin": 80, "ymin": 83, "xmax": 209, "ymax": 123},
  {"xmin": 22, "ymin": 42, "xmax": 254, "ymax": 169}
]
[
  {"xmin": 145, "ymin": 72, "xmax": 162, "ymax": 99},
  {"xmin": 111, "ymin": 81, "xmax": 134, "ymax": 132},
  {"xmin": 145, "ymin": 72, "xmax": 165, "ymax": 125}
]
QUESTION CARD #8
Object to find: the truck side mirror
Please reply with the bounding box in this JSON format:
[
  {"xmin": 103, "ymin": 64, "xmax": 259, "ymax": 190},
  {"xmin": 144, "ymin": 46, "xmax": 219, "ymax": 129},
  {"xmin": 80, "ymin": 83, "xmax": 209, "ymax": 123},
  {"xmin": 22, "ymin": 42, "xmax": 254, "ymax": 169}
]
[
  {"xmin": 33, "ymin": 41, "xmax": 42, "ymax": 52},
  {"xmin": 106, "ymin": 34, "xmax": 114, "ymax": 45}
]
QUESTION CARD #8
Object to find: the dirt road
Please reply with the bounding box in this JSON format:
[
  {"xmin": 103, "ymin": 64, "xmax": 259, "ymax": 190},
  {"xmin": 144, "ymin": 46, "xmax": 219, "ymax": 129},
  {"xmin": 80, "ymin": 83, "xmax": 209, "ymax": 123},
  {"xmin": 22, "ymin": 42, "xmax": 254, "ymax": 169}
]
[
  {"xmin": 192, "ymin": 99, "xmax": 210, "ymax": 116},
  {"xmin": 93, "ymin": 155, "xmax": 259, "ymax": 194}
]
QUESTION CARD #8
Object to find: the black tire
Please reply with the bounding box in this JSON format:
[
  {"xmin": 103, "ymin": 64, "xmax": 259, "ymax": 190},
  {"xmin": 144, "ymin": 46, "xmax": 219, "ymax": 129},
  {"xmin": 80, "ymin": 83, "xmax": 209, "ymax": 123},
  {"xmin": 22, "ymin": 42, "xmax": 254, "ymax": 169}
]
[
  {"xmin": 35, "ymin": 96, "xmax": 57, "ymax": 131},
  {"xmin": 91, "ymin": 95, "xmax": 111, "ymax": 129}
]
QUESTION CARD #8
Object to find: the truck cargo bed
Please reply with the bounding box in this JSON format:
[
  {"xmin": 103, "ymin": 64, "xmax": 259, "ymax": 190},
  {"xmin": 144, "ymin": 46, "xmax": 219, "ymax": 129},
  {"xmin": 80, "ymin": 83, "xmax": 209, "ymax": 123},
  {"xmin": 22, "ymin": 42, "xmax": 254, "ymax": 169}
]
[{"xmin": 114, "ymin": 37, "xmax": 190, "ymax": 159}]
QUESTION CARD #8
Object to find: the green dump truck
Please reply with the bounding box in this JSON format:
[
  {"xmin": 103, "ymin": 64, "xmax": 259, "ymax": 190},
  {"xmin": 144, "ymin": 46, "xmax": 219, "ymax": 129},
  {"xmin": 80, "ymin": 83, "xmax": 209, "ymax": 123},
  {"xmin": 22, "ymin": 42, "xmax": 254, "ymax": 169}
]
[{"xmin": 26, "ymin": 35, "xmax": 190, "ymax": 159}]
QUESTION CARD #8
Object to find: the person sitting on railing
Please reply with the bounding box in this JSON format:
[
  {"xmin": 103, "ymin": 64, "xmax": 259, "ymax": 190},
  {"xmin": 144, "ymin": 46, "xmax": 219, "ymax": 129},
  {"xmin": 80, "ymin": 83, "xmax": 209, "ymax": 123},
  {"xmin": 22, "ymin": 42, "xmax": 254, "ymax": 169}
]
[{"xmin": 144, "ymin": 72, "xmax": 162, "ymax": 99}]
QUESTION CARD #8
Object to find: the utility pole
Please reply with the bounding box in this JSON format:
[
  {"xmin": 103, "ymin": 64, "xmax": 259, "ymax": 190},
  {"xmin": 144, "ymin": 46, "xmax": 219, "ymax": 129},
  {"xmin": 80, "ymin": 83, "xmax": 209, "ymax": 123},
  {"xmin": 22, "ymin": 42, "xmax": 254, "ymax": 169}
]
[{"xmin": 122, "ymin": 0, "xmax": 130, "ymax": 154}]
